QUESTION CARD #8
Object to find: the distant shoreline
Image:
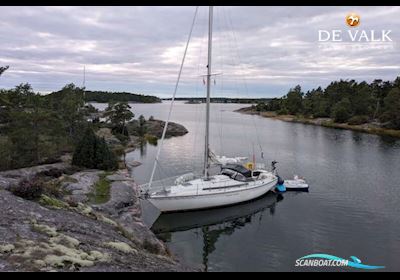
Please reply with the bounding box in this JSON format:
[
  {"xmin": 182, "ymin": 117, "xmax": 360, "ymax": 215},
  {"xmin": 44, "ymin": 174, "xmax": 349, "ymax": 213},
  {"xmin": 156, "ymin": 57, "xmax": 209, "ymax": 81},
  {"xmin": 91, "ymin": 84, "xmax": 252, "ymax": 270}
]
[
  {"xmin": 236, "ymin": 107, "xmax": 400, "ymax": 139},
  {"xmin": 162, "ymin": 97, "xmax": 271, "ymax": 104},
  {"xmin": 89, "ymin": 101, "xmax": 161, "ymax": 104}
]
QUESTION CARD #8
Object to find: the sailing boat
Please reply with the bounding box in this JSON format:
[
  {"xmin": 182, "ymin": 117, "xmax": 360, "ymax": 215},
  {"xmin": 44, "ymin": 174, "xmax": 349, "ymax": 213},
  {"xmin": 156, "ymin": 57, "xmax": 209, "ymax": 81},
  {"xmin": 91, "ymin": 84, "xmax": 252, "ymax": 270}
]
[{"xmin": 141, "ymin": 6, "xmax": 278, "ymax": 213}]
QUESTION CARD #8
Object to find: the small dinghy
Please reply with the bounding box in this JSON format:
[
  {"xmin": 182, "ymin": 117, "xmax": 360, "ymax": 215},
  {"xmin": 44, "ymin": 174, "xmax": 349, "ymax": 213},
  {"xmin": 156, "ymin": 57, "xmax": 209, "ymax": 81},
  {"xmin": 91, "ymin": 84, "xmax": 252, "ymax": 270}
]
[
  {"xmin": 274, "ymin": 175, "xmax": 309, "ymax": 193},
  {"xmin": 284, "ymin": 175, "xmax": 309, "ymax": 191}
]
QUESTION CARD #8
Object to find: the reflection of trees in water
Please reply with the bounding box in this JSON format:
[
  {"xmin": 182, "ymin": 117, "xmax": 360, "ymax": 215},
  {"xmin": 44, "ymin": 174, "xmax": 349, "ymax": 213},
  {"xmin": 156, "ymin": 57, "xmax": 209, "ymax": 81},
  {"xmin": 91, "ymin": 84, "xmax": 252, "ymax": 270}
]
[
  {"xmin": 378, "ymin": 135, "xmax": 400, "ymax": 147},
  {"xmin": 139, "ymin": 140, "xmax": 147, "ymax": 156}
]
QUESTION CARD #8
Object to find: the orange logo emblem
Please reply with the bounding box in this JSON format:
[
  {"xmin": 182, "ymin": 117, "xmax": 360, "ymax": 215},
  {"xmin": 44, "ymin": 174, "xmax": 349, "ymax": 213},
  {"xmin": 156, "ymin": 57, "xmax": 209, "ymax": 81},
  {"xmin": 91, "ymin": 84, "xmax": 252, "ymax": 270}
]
[{"xmin": 346, "ymin": 13, "xmax": 360, "ymax": 27}]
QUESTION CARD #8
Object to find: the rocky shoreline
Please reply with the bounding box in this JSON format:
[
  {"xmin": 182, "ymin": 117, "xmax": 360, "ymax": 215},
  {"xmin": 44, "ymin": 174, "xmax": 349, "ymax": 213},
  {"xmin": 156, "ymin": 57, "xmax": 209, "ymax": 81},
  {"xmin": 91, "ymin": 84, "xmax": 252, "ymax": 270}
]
[
  {"xmin": 0, "ymin": 155, "xmax": 192, "ymax": 272},
  {"xmin": 96, "ymin": 118, "xmax": 188, "ymax": 155},
  {"xmin": 236, "ymin": 107, "xmax": 400, "ymax": 139}
]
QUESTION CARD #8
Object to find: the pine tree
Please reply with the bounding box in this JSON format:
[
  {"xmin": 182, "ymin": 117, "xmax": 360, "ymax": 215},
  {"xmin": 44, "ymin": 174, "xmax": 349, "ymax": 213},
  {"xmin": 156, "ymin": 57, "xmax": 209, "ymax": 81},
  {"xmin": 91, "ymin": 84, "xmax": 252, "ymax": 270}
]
[
  {"xmin": 72, "ymin": 127, "xmax": 118, "ymax": 171},
  {"xmin": 331, "ymin": 98, "xmax": 352, "ymax": 123},
  {"xmin": 104, "ymin": 102, "xmax": 134, "ymax": 136},
  {"xmin": 381, "ymin": 88, "xmax": 400, "ymax": 129},
  {"xmin": 284, "ymin": 85, "xmax": 303, "ymax": 115},
  {"xmin": 138, "ymin": 115, "xmax": 147, "ymax": 137}
]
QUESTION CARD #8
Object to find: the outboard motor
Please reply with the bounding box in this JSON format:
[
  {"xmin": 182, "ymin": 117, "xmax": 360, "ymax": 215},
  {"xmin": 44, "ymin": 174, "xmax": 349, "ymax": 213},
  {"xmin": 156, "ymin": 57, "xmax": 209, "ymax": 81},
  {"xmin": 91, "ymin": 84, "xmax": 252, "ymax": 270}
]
[
  {"xmin": 271, "ymin": 161, "xmax": 278, "ymax": 174},
  {"xmin": 271, "ymin": 161, "xmax": 286, "ymax": 192},
  {"xmin": 275, "ymin": 175, "xmax": 286, "ymax": 193}
]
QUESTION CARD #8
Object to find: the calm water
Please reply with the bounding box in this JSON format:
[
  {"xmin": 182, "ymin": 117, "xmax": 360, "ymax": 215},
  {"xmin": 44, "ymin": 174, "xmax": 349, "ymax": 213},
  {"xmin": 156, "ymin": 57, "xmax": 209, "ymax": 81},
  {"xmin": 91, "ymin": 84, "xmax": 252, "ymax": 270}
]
[{"xmin": 95, "ymin": 102, "xmax": 400, "ymax": 272}]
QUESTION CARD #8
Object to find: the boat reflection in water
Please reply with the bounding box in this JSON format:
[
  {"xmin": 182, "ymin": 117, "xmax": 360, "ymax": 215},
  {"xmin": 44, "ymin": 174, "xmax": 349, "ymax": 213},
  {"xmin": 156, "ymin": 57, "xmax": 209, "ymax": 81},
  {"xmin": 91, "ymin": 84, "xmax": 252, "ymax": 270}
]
[{"xmin": 151, "ymin": 192, "xmax": 284, "ymax": 271}]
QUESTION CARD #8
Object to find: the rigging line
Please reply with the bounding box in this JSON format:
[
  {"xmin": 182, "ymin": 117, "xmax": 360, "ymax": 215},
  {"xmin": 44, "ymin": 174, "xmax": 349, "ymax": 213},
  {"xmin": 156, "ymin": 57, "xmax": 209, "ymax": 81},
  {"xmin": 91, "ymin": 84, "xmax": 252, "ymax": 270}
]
[
  {"xmin": 225, "ymin": 7, "xmax": 266, "ymax": 164},
  {"xmin": 221, "ymin": 7, "xmax": 252, "ymax": 158},
  {"xmin": 148, "ymin": 6, "xmax": 199, "ymax": 190},
  {"xmin": 191, "ymin": 7, "xmax": 208, "ymax": 173},
  {"xmin": 215, "ymin": 7, "xmax": 225, "ymax": 156},
  {"xmin": 157, "ymin": 161, "xmax": 171, "ymax": 188}
]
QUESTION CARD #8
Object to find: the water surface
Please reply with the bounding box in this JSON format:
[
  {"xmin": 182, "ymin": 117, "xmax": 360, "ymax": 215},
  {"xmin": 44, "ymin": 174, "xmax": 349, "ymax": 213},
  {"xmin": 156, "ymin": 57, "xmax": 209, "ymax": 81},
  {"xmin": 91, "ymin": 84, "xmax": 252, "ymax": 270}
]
[{"xmin": 95, "ymin": 101, "xmax": 400, "ymax": 271}]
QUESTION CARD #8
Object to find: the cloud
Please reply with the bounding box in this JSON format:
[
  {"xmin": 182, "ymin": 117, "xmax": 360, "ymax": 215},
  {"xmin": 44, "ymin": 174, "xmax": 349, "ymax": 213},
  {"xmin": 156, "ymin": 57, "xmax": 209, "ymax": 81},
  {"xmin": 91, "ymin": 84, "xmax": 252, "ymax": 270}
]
[{"xmin": 0, "ymin": 6, "xmax": 399, "ymax": 97}]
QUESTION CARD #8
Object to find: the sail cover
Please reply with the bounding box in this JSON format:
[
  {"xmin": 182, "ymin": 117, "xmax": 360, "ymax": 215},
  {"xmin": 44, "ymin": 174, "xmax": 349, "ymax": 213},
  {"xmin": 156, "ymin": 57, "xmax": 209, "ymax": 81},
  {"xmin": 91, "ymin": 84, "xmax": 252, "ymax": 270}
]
[
  {"xmin": 221, "ymin": 164, "xmax": 252, "ymax": 178},
  {"xmin": 209, "ymin": 151, "xmax": 248, "ymax": 165}
]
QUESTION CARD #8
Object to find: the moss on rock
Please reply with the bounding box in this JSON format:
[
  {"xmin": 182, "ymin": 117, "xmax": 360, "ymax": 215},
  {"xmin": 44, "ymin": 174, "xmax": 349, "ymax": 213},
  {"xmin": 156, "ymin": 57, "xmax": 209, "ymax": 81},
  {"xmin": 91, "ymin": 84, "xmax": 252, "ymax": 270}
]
[{"xmin": 39, "ymin": 195, "xmax": 69, "ymax": 209}]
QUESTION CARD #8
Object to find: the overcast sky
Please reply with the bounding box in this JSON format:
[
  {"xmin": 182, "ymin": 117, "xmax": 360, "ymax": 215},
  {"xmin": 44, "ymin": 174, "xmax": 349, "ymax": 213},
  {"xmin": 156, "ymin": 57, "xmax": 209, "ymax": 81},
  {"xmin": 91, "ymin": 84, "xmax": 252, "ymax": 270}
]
[{"xmin": 0, "ymin": 6, "xmax": 399, "ymax": 98}]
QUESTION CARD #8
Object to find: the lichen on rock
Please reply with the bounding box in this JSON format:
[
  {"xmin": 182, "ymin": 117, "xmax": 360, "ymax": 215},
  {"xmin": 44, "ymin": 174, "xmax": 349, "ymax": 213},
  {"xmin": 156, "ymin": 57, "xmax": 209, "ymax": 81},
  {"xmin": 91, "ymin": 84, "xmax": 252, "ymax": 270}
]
[
  {"xmin": 104, "ymin": 241, "xmax": 137, "ymax": 254},
  {"xmin": 4, "ymin": 233, "xmax": 110, "ymax": 271},
  {"xmin": 0, "ymin": 244, "xmax": 15, "ymax": 254},
  {"xmin": 77, "ymin": 203, "xmax": 95, "ymax": 216},
  {"xmin": 97, "ymin": 215, "xmax": 118, "ymax": 227},
  {"xmin": 0, "ymin": 171, "xmax": 191, "ymax": 271},
  {"xmin": 50, "ymin": 234, "xmax": 80, "ymax": 249},
  {"xmin": 87, "ymin": 250, "xmax": 110, "ymax": 262},
  {"xmin": 31, "ymin": 221, "xmax": 58, "ymax": 237},
  {"xmin": 44, "ymin": 254, "xmax": 94, "ymax": 269}
]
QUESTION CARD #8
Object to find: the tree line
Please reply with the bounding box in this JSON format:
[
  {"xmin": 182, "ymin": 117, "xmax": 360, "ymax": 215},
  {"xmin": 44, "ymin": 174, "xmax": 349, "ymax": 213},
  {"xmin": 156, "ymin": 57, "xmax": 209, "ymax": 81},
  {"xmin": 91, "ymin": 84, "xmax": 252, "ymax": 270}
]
[
  {"xmin": 0, "ymin": 84, "xmax": 151, "ymax": 172},
  {"xmin": 0, "ymin": 83, "xmax": 113, "ymax": 171},
  {"xmin": 254, "ymin": 77, "xmax": 400, "ymax": 129},
  {"xmin": 0, "ymin": 65, "xmax": 157, "ymax": 171},
  {"xmin": 0, "ymin": 78, "xmax": 138, "ymax": 171},
  {"xmin": 82, "ymin": 90, "xmax": 161, "ymax": 103}
]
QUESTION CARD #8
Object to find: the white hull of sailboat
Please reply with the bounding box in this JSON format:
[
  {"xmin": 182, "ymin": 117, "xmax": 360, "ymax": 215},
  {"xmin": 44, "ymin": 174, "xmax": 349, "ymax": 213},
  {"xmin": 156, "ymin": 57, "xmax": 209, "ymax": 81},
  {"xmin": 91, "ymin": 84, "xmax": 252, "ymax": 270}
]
[{"xmin": 148, "ymin": 178, "xmax": 277, "ymax": 213}]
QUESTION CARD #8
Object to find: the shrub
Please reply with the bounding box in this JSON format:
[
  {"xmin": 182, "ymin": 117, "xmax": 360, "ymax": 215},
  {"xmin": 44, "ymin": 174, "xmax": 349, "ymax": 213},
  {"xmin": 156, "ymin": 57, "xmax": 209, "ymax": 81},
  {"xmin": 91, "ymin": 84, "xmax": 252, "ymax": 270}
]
[
  {"xmin": 145, "ymin": 134, "xmax": 158, "ymax": 146},
  {"xmin": 41, "ymin": 180, "xmax": 64, "ymax": 198},
  {"xmin": 10, "ymin": 179, "xmax": 43, "ymax": 200},
  {"xmin": 142, "ymin": 239, "xmax": 162, "ymax": 255},
  {"xmin": 277, "ymin": 108, "xmax": 289, "ymax": 115},
  {"xmin": 255, "ymin": 102, "xmax": 268, "ymax": 112},
  {"xmin": 348, "ymin": 115, "xmax": 369, "ymax": 125},
  {"xmin": 37, "ymin": 168, "xmax": 63, "ymax": 178}
]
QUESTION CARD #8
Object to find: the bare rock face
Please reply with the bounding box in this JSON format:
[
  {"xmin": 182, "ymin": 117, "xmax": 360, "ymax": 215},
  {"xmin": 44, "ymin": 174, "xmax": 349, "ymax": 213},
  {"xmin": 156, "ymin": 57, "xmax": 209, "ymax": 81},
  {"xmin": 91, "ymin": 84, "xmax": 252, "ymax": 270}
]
[
  {"xmin": 0, "ymin": 177, "xmax": 17, "ymax": 191},
  {"xmin": 146, "ymin": 120, "xmax": 189, "ymax": 139},
  {"xmin": 127, "ymin": 119, "xmax": 188, "ymax": 139},
  {"xmin": 0, "ymin": 160, "xmax": 193, "ymax": 271},
  {"xmin": 61, "ymin": 170, "xmax": 102, "ymax": 204},
  {"xmin": 92, "ymin": 170, "xmax": 168, "ymax": 257},
  {"xmin": 0, "ymin": 190, "xmax": 190, "ymax": 272}
]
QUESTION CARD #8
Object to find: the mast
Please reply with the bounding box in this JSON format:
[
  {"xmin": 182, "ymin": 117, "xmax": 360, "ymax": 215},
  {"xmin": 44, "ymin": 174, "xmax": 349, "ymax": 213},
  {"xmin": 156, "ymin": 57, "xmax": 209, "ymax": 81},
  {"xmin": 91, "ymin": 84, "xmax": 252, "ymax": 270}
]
[
  {"xmin": 204, "ymin": 6, "xmax": 213, "ymax": 179},
  {"xmin": 83, "ymin": 65, "xmax": 86, "ymax": 105},
  {"xmin": 83, "ymin": 65, "xmax": 86, "ymax": 88}
]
